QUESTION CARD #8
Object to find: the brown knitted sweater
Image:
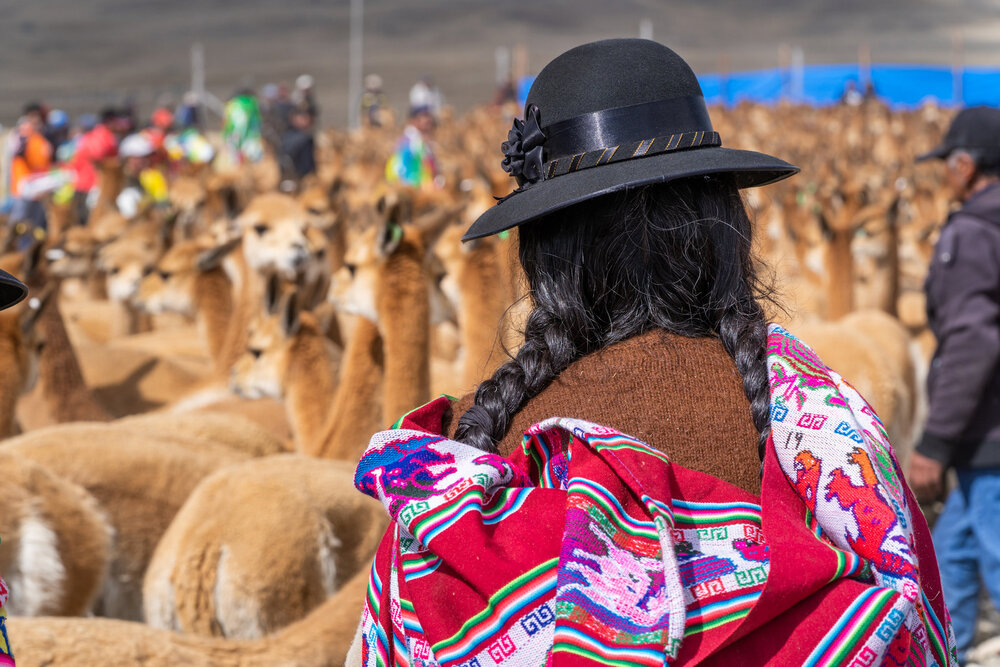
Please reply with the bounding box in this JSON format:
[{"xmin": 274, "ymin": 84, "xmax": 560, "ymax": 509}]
[{"xmin": 444, "ymin": 329, "xmax": 762, "ymax": 495}]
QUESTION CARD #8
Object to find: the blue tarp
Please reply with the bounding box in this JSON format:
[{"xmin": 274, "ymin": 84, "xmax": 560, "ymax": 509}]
[
  {"xmin": 519, "ymin": 64, "xmax": 1000, "ymax": 109},
  {"xmin": 699, "ymin": 64, "xmax": 1000, "ymax": 108}
]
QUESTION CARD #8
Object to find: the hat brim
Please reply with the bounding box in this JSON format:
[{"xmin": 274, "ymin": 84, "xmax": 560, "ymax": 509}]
[
  {"xmin": 463, "ymin": 147, "xmax": 799, "ymax": 241},
  {"xmin": 916, "ymin": 144, "xmax": 950, "ymax": 162},
  {"xmin": 0, "ymin": 270, "xmax": 28, "ymax": 311}
]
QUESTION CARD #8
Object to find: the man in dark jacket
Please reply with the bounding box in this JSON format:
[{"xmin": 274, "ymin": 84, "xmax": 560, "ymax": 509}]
[
  {"xmin": 910, "ymin": 106, "xmax": 1000, "ymax": 662},
  {"xmin": 279, "ymin": 105, "xmax": 317, "ymax": 187}
]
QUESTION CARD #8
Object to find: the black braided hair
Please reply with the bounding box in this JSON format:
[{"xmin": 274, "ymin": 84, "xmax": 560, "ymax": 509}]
[{"xmin": 454, "ymin": 176, "xmax": 775, "ymax": 458}]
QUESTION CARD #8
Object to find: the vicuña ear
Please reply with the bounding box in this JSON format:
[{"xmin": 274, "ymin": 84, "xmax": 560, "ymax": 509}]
[
  {"xmin": 377, "ymin": 219, "xmax": 404, "ymax": 257},
  {"xmin": 263, "ymin": 272, "xmax": 282, "ymax": 315},
  {"xmin": 20, "ymin": 284, "xmax": 55, "ymax": 335},
  {"xmin": 196, "ymin": 236, "xmax": 241, "ymax": 272},
  {"xmin": 21, "ymin": 239, "xmax": 45, "ymax": 283},
  {"xmin": 414, "ymin": 203, "xmax": 464, "ymax": 250},
  {"xmin": 281, "ymin": 291, "xmax": 302, "ymax": 338},
  {"xmin": 327, "ymin": 175, "xmax": 345, "ymax": 204}
]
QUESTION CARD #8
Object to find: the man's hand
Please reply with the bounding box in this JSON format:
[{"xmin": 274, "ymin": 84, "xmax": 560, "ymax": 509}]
[{"xmin": 908, "ymin": 451, "xmax": 945, "ymax": 503}]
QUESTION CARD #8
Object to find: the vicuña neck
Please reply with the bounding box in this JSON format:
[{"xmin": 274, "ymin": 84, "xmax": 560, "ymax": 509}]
[{"xmin": 284, "ymin": 317, "xmax": 341, "ymax": 454}]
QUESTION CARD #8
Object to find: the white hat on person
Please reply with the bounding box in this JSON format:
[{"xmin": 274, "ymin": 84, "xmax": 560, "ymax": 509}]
[{"xmin": 119, "ymin": 133, "xmax": 155, "ymax": 158}]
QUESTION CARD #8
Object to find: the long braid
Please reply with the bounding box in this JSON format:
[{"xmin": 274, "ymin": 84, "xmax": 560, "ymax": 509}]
[
  {"xmin": 717, "ymin": 299, "xmax": 772, "ymax": 461},
  {"xmin": 454, "ymin": 304, "xmax": 579, "ymax": 452},
  {"xmin": 456, "ymin": 176, "xmax": 775, "ymax": 457}
]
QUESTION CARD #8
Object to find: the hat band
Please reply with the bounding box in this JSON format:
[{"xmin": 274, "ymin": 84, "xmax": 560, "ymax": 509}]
[
  {"xmin": 542, "ymin": 95, "xmax": 714, "ymax": 159},
  {"xmin": 544, "ymin": 130, "xmax": 722, "ymax": 179}
]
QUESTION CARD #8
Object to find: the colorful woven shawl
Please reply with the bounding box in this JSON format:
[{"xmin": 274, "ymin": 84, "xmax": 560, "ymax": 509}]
[
  {"xmin": 354, "ymin": 325, "xmax": 956, "ymax": 666},
  {"xmin": 0, "ymin": 575, "xmax": 13, "ymax": 665}
]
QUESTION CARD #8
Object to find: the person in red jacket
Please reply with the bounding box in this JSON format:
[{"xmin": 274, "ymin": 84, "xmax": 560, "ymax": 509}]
[{"xmin": 70, "ymin": 110, "xmax": 118, "ymax": 224}]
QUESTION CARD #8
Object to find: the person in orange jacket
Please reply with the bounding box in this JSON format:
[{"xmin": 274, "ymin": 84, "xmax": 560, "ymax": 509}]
[{"xmin": 8, "ymin": 105, "xmax": 53, "ymax": 248}]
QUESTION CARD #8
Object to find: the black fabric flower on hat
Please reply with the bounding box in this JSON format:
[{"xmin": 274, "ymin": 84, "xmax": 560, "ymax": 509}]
[{"xmin": 501, "ymin": 105, "xmax": 546, "ymax": 188}]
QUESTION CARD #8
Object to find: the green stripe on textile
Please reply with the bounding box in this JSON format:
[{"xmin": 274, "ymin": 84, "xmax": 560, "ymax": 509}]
[
  {"xmin": 568, "ymin": 485, "xmax": 659, "ymax": 539},
  {"xmin": 409, "ymin": 488, "xmax": 487, "ymax": 539},
  {"xmin": 551, "ymin": 642, "xmax": 656, "ymax": 667},
  {"xmin": 432, "ymin": 558, "xmax": 558, "ymax": 652},
  {"xmin": 673, "ymin": 511, "xmax": 761, "ymax": 526},
  {"xmin": 830, "ymin": 549, "xmax": 847, "ymax": 584},
  {"xmin": 824, "ymin": 588, "xmax": 896, "ymax": 666},
  {"xmin": 593, "ymin": 440, "xmax": 670, "ymax": 463},
  {"xmin": 684, "ymin": 607, "xmax": 753, "ymax": 636}
]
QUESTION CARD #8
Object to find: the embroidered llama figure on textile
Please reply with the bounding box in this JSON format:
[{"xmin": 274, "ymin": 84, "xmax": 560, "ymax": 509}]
[
  {"xmin": 561, "ymin": 520, "xmax": 668, "ymax": 627},
  {"xmin": 825, "ymin": 448, "xmax": 916, "ymax": 581},
  {"xmin": 356, "ymin": 436, "xmax": 459, "ymax": 517},
  {"xmin": 675, "ymin": 540, "xmax": 737, "ymax": 586},
  {"xmin": 732, "ymin": 539, "xmax": 769, "ymax": 563},
  {"xmin": 793, "ymin": 450, "xmax": 822, "ymax": 514}
]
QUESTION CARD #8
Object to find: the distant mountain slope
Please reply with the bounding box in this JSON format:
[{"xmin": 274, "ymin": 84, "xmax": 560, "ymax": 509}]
[{"xmin": 1, "ymin": 0, "xmax": 997, "ymax": 125}]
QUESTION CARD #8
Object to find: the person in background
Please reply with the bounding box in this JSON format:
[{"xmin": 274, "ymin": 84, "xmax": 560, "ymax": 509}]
[
  {"xmin": 385, "ymin": 106, "xmax": 438, "ymax": 189},
  {"xmin": 259, "ymin": 83, "xmax": 282, "ymax": 150},
  {"xmin": 841, "ymin": 80, "xmax": 864, "ymax": 106},
  {"xmin": 147, "ymin": 107, "xmax": 175, "ymax": 154},
  {"xmin": 279, "ymin": 104, "xmax": 317, "ymax": 188},
  {"xmin": 293, "ymin": 74, "xmax": 318, "ymax": 120},
  {"xmin": 359, "ymin": 74, "xmax": 389, "ymax": 127},
  {"xmin": 222, "ymin": 89, "xmax": 264, "ymax": 166},
  {"xmin": 408, "ymin": 74, "xmax": 442, "ymax": 118},
  {"xmin": 175, "ymin": 91, "xmax": 201, "ymax": 130},
  {"xmin": 71, "ymin": 111, "xmax": 118, "ymax": 224},
  {"xmin": 111, "ymin": 104, "xmax": 136, "ymax": 138},
  {"xmin": 44, "ymin": 109, "xmax": 71, "ymax": 153},
  {"xmin": 261, "ymin": 83, "xmax": 296, "ymax": 151},
  {"xmin": 8, "ymin": 108, "xmax": 53, "ymax": 248},
  {"xmin": 274, "ymin": 83, "xmax": 295, "ymax": 130},
  {"xmin": 910, "ymin": 106, "xmax": 1000, "ymax": 664},
  {"xmin": 164, "ymin": 116, "xmax": 215, "ymax": 171},
  {"xmin": 116, "ymin": 133, "xmax": 168, "ymax": 219}
]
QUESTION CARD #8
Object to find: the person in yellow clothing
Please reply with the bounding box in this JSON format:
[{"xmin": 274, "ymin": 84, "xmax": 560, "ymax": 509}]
[{"xmin": 116, "ymin": 132, "xmax": 168, "ymax": 219}]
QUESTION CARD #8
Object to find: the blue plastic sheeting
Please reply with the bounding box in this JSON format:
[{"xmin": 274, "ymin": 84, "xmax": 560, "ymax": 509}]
[
  {"xmin": 698, "ymin": 64, "xmax": 1000, "ymax": 108},
  {"xmin": 519, "ymin": 65, "xmax": 1000, "ymax": 110}
]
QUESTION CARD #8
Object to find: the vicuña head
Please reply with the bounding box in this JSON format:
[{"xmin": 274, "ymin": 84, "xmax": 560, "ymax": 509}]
[{"xmin": 238, "ymin": 192, "xmax": 311, "ymax": 280}]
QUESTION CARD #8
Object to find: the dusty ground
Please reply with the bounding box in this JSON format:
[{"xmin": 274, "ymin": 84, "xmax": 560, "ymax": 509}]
[{"xmin": 2, "ymin": 0, "xmax": 1000, "ymax": 126}]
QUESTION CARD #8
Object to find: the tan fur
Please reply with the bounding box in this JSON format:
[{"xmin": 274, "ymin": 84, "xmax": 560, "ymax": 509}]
[
  {"xmin": 436, "ymin": 223, "xmax": 511, "ymax": 390},
  {"xmin": 9, "ymin": 564, "xmax": 370, "ymax": 666},
  {"xmin": 113, "ymin": 411, "xmax": 286, "ymax": 458},
  {"xmin": 841, "ymin": 309, "xmax": 923, "ymax": 467},
  {"xmin": 791, "ymin": 311, "xmax": 918, "ymax": 468},
  {"xmin": 169, "ymin": 176, "xmax": 209, "ymax": 241},
  {"xmin": 2, "ymin": 431, "xmax": 246, "ymax": 620},
  {"xmin": 231, "ymin": 303, "xmax": 341, "ymax": 453},
  {"xmin": 136, "ymin": 239, "xmax": 235, "ymax": 374},
  {"xmin": 143, "ymin": 455, "xmax": 386, "ymax": 639},
  {"xmin": 238, "ymin": 193, "xmax": 311, "ymax": 280},
  {"xmin": 318, "ymin": 317, "xmax": 385, "ymax": 460},
  {"xmin": 330, "ymin": 196, "xmax": 457, "ymax": 424},
  {"xmin": 0, "ymin": 303, "xmax": 47, "ymax": 437},
  {"xmin": 76, "ymin": 341, "xmax": 210, "ymax": 416},
  {"xmin": 17, "ymin": 292, "xmax": 113, "ymax": 429},
  {"xmin": 90, "ymin": 158, "xmax": 124, "ymax": 222},
  {"xmin": 195, "ymin": 398, "xmax": 294, "ymax": 445},
  {"xmin": 0, "ymin": 451, "xmax": 111, "ymax": 616}
]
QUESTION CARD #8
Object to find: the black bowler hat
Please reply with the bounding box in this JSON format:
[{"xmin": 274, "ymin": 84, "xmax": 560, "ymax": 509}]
[
  {"xmin": 0, "ymin": 270, "xmax": 27, "ymax": 311},
  {"xmin": 917, "ymin": 106, "xmax": 1000, "ymax": 162},
  {"xmin": 463, "ymin": 39, "xmax": 799, "ymax": 241}
]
